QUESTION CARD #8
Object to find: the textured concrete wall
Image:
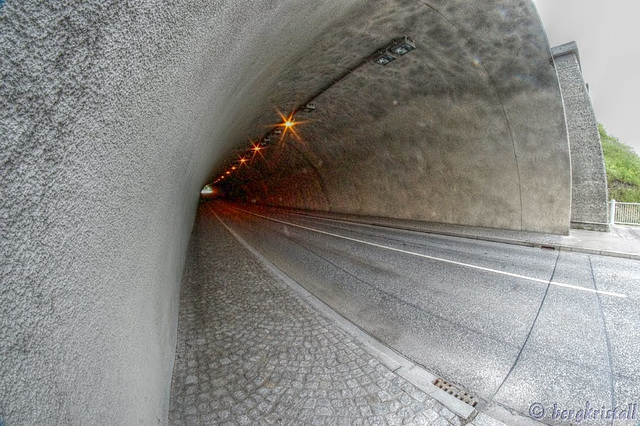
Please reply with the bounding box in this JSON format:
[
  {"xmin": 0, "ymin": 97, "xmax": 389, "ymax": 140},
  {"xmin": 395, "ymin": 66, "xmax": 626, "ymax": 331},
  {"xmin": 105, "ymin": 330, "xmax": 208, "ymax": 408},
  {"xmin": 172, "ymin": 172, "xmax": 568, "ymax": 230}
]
[
  {"xmin": 1, "ymin": 0, "xmax": 568, "ymax": 423},
  {"xmin": 552, "ymin": 42, "xmax": 609, "ymax": 231},
  {"xmin": 0, "ymin": 1, "xmax": 364, "ymax": 423},
  {"xmin": 219, "ymin": 1, "xmax": 571, "ymax": 234}
]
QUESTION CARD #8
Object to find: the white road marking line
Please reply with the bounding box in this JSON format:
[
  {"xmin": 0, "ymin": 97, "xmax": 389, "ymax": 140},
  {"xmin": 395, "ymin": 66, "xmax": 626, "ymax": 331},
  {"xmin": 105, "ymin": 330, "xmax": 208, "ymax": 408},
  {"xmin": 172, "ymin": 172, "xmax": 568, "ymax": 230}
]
[{"xmin": 235, "ymin": 207, "xmax": 627, "ymax": 299}]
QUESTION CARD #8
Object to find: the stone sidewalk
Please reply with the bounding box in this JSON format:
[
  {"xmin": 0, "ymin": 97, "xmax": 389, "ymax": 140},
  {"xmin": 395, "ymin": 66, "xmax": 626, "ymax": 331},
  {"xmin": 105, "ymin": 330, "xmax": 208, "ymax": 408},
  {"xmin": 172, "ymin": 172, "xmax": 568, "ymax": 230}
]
[{"xmin": 168, "ymin": 204, "xmax": 485, "ymax": 425}]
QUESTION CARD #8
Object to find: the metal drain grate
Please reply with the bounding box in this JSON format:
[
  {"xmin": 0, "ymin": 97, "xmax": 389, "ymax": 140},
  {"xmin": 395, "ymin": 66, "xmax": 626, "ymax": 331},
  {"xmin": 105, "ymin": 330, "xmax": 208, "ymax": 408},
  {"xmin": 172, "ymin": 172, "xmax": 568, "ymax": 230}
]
[{"xmin": 433, "ymin": 378, "xmax": 479, "ymax": 407}]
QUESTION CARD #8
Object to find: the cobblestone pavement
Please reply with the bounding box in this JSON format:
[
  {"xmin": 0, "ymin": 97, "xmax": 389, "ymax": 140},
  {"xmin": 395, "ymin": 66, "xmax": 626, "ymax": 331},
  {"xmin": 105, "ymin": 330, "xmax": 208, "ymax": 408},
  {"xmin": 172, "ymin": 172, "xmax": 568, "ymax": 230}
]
[{"xmin": 169, "ymin": 204, "xmax": 467, "ymax": 425}]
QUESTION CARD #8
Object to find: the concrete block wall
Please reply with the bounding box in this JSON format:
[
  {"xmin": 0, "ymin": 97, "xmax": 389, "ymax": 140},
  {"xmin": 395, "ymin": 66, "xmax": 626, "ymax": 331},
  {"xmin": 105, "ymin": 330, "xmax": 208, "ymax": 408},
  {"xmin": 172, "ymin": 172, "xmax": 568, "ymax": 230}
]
[{"xmin": 552, "ymin": 42, "xmax": 609, "ymax": 231}]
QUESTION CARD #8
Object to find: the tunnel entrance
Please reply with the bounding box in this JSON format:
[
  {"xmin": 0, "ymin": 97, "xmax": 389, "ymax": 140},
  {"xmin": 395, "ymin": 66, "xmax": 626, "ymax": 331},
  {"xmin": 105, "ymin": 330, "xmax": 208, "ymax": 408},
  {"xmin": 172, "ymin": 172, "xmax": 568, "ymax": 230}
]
[{"xmin": 208, "ymin": 1, "xmax": 571, "ymax": 234}]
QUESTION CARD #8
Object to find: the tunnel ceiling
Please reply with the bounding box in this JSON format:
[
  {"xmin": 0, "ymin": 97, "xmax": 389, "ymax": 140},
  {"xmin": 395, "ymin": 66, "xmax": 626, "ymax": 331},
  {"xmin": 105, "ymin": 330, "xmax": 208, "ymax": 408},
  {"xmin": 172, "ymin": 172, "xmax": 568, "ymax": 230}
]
[{"xmin": 208, "ymin": 0, "xmax": 570, "ymax": 233}]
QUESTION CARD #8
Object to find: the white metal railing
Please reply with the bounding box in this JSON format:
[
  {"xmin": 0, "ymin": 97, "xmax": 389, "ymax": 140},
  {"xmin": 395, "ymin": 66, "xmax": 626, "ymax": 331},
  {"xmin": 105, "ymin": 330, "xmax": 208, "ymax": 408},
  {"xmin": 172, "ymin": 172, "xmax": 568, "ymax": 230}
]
[{"xmin": 609, "ymin": 200, "xmax": 640, "ymax": 225}]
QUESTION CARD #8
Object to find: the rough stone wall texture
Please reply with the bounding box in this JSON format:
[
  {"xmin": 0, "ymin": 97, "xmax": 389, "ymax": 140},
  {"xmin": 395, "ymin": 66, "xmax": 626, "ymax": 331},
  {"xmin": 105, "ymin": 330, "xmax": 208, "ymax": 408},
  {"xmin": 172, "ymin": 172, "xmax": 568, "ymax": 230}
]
[
  {"xmin": 552, "ymin": 42, "xmax": 609, "ymax": 230},
  {"xmin": 0, "ymin": 0, "xmax": 364, "ymax": 423},
  {"xmin": 1, "ymin": 0, "xmax": 567, "ymax": 424}
]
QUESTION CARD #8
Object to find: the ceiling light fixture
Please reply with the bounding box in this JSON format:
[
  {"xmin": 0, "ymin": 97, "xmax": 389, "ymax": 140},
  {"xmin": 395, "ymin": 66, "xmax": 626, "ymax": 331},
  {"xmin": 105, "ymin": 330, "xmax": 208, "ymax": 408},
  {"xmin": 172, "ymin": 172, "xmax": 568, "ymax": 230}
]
[
  {"xmin": 389, "ymin": 36, "xmax": 416, "ymax": 56},
  {"xmin": 302, "ymin": 103, "xmax": 316, "ymax": 113},
  {"xmin": 374, "ymin": 52, "xmax": 396, "ymax": 65}
]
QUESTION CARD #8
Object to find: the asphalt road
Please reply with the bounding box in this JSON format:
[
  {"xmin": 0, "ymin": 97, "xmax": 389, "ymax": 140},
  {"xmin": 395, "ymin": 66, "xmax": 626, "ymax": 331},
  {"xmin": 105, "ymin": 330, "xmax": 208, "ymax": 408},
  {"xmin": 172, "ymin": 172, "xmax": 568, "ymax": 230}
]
[{"xmin": 213, "ymin": 202, "xmax": 640, "ymax": 424}]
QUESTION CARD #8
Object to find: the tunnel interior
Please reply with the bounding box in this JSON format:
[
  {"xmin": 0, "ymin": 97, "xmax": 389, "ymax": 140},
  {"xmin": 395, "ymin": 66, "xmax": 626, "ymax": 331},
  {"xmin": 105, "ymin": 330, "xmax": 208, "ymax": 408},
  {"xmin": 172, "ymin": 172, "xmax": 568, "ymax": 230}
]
[
  {"xmin": 207, "ymin": 0, "xmax": 570, "ymax": 234},
  {"xmin": 2, "ymin": 0, "xmax": 571, "ymax": 424}
]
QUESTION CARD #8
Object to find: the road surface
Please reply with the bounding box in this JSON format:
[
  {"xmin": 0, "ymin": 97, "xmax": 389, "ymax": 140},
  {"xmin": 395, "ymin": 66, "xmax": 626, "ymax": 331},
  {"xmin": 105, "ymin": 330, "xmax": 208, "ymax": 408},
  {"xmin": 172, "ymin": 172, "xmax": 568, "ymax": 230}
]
[{"xmin": 214, "ymin": 202, "xmax": 640, "ymax": 423}]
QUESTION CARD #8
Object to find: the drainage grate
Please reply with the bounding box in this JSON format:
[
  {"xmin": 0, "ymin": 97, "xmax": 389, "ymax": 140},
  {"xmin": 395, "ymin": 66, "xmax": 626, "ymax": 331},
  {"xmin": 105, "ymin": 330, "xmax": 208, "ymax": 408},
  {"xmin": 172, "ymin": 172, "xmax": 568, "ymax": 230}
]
[
  {"xmin": 433, "ymin": 378, "xmax": 479, "ymax": 407},
  {"xmin": 540, "ymin": 245, "xmax": 556, "ymax": 251}
]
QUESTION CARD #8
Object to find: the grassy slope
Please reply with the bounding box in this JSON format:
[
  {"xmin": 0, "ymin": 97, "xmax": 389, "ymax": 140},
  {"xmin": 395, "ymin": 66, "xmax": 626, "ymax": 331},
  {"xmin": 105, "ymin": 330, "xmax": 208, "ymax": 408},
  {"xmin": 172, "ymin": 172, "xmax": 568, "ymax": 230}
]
[{"xmin": 599, "ymin": 124, "xmax": 640, "ymax": 202}]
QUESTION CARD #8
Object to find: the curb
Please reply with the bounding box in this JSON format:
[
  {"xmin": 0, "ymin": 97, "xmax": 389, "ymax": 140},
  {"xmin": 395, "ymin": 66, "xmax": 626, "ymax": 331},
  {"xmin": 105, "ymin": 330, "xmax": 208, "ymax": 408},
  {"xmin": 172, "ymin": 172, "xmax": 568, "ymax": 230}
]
[{"xmin": 287, "ymin": 211, "xmax": 640, "ymax": 262}]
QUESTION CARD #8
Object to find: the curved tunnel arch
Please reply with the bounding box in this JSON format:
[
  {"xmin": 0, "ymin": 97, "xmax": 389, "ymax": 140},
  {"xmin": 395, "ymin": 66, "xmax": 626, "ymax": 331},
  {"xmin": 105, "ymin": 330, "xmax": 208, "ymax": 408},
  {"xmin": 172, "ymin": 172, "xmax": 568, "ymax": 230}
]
[
  {"xmin": 212, "ymin": 0, "xmax": 569, "ymax": 232},
  {"xmin": 1, "ymin": 0, "xmax": 569, "ymax": 423}
]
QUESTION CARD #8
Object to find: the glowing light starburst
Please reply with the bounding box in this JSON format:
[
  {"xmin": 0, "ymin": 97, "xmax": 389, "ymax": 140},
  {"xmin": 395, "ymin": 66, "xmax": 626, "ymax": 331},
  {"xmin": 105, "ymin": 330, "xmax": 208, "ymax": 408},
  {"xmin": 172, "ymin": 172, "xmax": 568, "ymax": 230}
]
[
  {"xmin": 250, "ymin": 141, "xmax": 265, "ymax": 159},
  {"xmin": 274, "ymin": 110, "xmax": 308, "ymax": 145}
]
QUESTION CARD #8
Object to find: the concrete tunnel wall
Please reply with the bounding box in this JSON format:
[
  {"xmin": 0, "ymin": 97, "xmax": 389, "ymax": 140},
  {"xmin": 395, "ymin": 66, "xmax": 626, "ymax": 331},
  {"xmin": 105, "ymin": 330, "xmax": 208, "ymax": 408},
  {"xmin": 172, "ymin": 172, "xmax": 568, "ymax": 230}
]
[
  {"xmin": 216, "ymin": 1, "xmax": 571, "ymax": 234},
  {"xmin": 0, "ymin": 1, "xmax": 568, "ymax": 424}
]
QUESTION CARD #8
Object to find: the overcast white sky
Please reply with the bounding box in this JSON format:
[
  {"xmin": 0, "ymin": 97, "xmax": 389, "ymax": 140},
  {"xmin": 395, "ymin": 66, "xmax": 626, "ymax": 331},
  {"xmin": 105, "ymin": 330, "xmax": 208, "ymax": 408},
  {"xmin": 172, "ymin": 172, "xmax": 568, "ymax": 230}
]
[{"xmin": 533, "ymin": 0, "xmax": 640, "ymax": 153}]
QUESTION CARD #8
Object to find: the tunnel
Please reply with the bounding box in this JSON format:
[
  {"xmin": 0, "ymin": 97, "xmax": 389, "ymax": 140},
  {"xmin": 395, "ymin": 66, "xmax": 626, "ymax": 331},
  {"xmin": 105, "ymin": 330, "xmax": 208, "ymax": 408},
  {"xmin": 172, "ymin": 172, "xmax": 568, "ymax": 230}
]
[
  {"xmin": 2, "ymin": 0, "xmax": 572, "ymax": 423},
  {"xmin": 208, "ymin": 2, "xmax": 570, "ymax": 233}
]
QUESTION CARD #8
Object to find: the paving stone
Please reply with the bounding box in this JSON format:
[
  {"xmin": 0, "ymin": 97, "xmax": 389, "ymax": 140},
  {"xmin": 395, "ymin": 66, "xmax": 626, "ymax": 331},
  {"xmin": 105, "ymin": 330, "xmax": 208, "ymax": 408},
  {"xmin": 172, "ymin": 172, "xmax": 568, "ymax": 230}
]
[
  {"xmin": 316, "ymin": 406, "xmax": 333, "ymax": 416},
  {"xmin": 168, "ymin": 216, "xmax": 462, "ymax": 424},
  {"xmin": 429, "ymin": 416, "xmax": 453, "ymax": 426},
  {"xmin": 371, "ymin": 403, "xmax": 390, "ymax": 416},
  {"xmin": 386, "ymin": 399, "xmax": 402, "ymax": 413},
  {"xmin": 448, "ymin": 416, "xmax": 462, "ymax": 426},
  {"xmin": 469, "ymin": 413, "xmax": 508, "ymax": 426},
  {"xmin": 387, "ymin": 414, "xmax": 404, "ymax": 426},
  {"xmin": 423, "ymin": 408, "xmax": 441, "ymax": 423},
  {"xmin": 440, "ymin": 406, "xmax": 456, "ymax": 420}
]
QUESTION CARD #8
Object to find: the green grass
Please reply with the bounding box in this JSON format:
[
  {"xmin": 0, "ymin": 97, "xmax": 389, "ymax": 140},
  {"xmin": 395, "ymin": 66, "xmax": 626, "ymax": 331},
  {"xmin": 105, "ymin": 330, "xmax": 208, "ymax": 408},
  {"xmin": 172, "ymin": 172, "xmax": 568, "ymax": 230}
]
[{"xmin": 599, "ymin": 124, "xmax": 640, "ymax": 203}]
